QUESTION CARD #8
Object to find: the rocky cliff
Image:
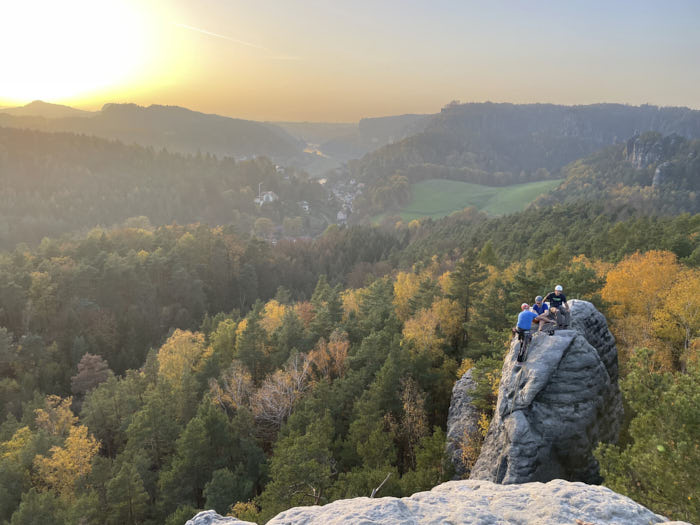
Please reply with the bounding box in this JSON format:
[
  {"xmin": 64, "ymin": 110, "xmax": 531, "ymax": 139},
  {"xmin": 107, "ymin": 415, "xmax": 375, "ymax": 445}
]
[
  {"xmin": 467, "ymin": 300, "xmax": 622, "ymax": 484},
  {"xmin": 188, "ymin": 480, "xmax": 690, "ymax": 524},
  {"xmin": 445, "ymin": 368, "xmax": 480, "ymax": 478},
  {"xmin": 624, "ymin": 132, "xmax": 684, "ymax": 169}
]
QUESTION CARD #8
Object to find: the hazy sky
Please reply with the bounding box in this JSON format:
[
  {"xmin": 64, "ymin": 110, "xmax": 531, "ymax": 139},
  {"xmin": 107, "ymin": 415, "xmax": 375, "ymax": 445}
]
[{"xmin": 1, "ymin": 0, "xmax": 699, "ymax": 121}]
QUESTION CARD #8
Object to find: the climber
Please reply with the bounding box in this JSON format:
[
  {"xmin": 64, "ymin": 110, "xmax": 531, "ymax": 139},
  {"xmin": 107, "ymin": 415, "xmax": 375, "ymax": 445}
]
[
  {"xmin": 531, "ymin": 295, "xmax": 548, "ymax": 315},
  {"xmin": 536, "ymin": 306, "xmax": 558, "ymax": 334},
  {"xmin": 544, "ymin": 285, "xmax": 570, "ymax": 328},
  {"xmin": 513, "ymin": 303, "xmax": 538, "ymax": 361}
]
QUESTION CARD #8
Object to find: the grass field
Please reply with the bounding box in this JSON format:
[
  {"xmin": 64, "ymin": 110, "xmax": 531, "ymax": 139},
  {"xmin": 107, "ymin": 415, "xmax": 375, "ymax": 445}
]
[{"xmin": 373, "ymin": 178, "xmax": 562, "ymax": 223}]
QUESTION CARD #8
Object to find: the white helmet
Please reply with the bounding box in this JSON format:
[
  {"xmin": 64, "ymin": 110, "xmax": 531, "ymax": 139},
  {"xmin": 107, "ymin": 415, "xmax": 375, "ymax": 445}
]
[{"xmin": 555, "ymin": 285, "xmax": 563, "ymax": 292}]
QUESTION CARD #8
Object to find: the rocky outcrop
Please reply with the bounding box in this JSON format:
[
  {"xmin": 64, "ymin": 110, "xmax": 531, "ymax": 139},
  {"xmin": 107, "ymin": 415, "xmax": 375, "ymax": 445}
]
[
  {"xmin": 265, "ymin": 479, "xmax": 689, "ymax": 524},
  {"xmin": 445, "ymin": 369, "xmax": 480, "ymax": 477},
  {"xmin": 185, "ymin": 510, "xmax": 255, "ymax": 525},
  {"xmin": 469, "ymin": 300, "xmax": 622, "ymax": 484},
  {"xmin": 653, "ymin": 161, "xmax": 672, "ymax": 186},
  {"xmin": 625, "ymin": 132, "xmax": 684, "ymax": 169},
  {"xmin": 188, "ymin": 480, "xmax": 690, "ymax": 525}
]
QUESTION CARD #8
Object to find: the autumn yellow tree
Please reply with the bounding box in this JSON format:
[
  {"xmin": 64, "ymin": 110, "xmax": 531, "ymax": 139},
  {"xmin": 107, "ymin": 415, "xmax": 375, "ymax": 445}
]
[
  {"xmin": 235, "ymin": 318, "xmax": 248, "ymax": 337},
  {"xmin": 602, "ymin": 251, "xmax": 680, "ymax": 320},
  {"xmin": 34, "ymin": 425, "xmax": 100, "ymax": 500},
  {"xmin": 394, "ymin": 271, "xmax": 420, "ymax": 321},
  {"xmin": 340, "ymin": 288, "xmax": 366, "ymax": 320},
  {"xmin": 157, "ymin": 329, "xmax": 212, "ymax": 385},
  {"xmin": 385, "ymin": 377, "xmax": 428, "ymax": 471},
  {"xmin": 402, "ymin": 308, "xmax": 442, "ymax": 357},
  {"xmin": 431, "ymin": 297, "xmax": 463, "ymax": 342},
  {"xmin": 35, "ymin": 395, "xmax": 77, "ymax": 437},
  {"xmin": 601, "ymin": 251, "xmax": 681, "ymax": 355},
  {"xmin": 437, "ymin": 271, "xmax": 452, "ymax": 295},
  {"xmin": 652, "ymin": 268, "xmax": 700, "ymax": 370},
  {"xmin": 1, "ymin": 426, "xmax": 33, "ymax": 461},
  {"xmin": 260, "ymin": 299, "xmax": 287, "ymax": 334}
]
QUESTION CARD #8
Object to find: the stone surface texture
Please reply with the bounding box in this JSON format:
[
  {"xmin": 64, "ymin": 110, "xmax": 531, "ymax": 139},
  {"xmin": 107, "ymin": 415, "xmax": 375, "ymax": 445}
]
[
  {"xmin": 469, "ymin": 300, "xmax": 623, "ymax": 484},
  {"xmin": 445, "ymin": 368, "xmax": 480, "ymax": 478},
  {"xmin": 185, "ymin": 509, "xmax": 256, "ymax": 525},
  {"xmin": 265, "ymin": 479, "xmax": 689, "ymax": 525}
]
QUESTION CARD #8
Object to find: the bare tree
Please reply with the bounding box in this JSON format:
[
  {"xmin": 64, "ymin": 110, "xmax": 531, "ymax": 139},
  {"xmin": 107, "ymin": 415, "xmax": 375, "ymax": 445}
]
[
  {"xmin": 251, "ymin": 353, "xmax": 312, "ymax": 438},
  {"xmin": 208, "ymin": 360, "xmax": 254, "ymax": 414}
]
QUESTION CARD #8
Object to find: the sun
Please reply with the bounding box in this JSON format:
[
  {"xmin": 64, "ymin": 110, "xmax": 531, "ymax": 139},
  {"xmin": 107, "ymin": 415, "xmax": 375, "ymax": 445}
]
[{"xmin": 0, "ymin": 0, "xmax": 156, "ymax": 105}]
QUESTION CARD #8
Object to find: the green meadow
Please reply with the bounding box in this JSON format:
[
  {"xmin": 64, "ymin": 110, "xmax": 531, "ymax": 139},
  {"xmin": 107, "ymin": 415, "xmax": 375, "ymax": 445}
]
[{"xmin": 374, "ymin": 178, "xmax": 562, "ymax": 223}]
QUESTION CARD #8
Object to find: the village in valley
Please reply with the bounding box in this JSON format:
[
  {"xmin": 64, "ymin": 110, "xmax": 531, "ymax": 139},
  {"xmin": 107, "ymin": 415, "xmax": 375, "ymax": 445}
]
[{"xmin": 250, "ymin": 163, "xmax": 364, "ymax": 244}]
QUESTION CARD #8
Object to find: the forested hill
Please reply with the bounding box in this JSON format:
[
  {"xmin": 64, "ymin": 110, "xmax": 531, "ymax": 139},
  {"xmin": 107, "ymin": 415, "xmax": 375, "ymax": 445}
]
[
  {"xmin": 347, "ymin": 103, "xmax": 700, "ymax": 218},
  {"xmin": 0, "ymin": 103, "xmax": 302, "ymax": 160},
  {"xmin": 0, "ymin": 207, "xmax": 698, "ymax": 524},
  {"xmin": 0, "ymin": 127, "xmax": 334, "ymax": 249},
  {"xmin": 535, "ymin": 132, "xmax": 700, "ymax": 214},
  {"xmin": 349, "ymin": 102, "xmax": 700, "ymax": 185}
]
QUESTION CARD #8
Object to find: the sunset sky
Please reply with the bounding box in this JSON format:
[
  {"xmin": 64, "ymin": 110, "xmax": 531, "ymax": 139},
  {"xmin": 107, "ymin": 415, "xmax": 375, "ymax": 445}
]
[{"xmin": 1, "ymin": 0, "xmax": 699, "ymax": 122}]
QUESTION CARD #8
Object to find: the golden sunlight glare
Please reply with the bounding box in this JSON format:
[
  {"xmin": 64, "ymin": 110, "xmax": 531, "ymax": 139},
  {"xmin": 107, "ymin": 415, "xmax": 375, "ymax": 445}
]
[{"xmin": 0, "ymin": 0, "xmax": 154, "ymax": 104}]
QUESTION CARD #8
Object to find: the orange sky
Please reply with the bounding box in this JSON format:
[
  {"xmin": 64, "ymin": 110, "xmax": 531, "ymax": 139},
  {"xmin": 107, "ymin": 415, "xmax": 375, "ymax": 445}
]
[{"xmin": 1, "ymin": 0, "xmax": 699, "ymax": 122}]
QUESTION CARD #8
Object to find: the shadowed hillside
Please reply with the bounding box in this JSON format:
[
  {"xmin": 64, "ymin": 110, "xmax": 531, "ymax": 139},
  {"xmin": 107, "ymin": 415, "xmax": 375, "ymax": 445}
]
[{"xmin": 0, "ymin": 103, "xmax": 303, "ymax": 161}]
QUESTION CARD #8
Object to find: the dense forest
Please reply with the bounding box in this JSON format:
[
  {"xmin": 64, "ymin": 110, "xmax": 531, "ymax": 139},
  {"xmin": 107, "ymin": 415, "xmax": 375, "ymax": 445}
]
[
  {"xmin": 0, "ymin": 127, "xmax": 337, "ymax": 248},
  {"xmin": 0, "ymin": 204, "xmax": 698, "ymax": 524}
]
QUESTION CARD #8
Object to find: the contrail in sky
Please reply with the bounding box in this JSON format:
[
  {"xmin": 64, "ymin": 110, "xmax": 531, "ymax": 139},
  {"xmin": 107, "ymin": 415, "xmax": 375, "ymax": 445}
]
[{"xmin": 174, "ymin": 23, "xmax": 267, "ymax": 50}]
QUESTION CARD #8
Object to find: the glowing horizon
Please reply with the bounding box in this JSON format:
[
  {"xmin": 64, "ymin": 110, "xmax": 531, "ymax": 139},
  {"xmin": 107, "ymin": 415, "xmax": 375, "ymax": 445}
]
[{"xmin": 1, "ymin": 0, "xmax": 699, "ymax": 122}]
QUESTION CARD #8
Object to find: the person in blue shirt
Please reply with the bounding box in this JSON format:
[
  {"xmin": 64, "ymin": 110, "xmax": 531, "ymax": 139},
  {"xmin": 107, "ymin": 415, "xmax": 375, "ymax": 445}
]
[
  {"xmin": 532, "ymin": 296, "xmax": 548, "ymax": 315},
  {"xmin": 536, "ymin": 306, "xmax": 558, "ymax": 333},
  {"xmin": 513, "ymin": 303, "xmax": 538, "ymax": 362},
  {"xmin": 531, "ymin": 296, "xmax": 551, "ymax": 331},
  {"xmin": 516, "ymin": 303, "xmax": 539, "ymax": 330}
]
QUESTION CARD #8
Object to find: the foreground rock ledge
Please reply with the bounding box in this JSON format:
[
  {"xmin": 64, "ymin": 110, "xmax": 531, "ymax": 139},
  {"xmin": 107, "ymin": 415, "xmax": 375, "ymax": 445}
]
[{"xmin": 188, "ymin": 479, "xmax": 689, "ymax": 525}]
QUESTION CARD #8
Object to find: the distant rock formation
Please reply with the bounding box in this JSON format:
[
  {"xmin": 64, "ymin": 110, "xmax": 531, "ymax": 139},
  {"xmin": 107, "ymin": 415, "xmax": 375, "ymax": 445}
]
[
  {"xmin": 625, "ymin": 132, "xmax": 684, "ymax": 169},
  {"xmin": 468, "ymin": 300, "xmax": 623, "ymax": 484},
  {"xmin": 653, "ymin": 161, "xmax": 672, "ymax": 186},
  {"xmin": 445, "ymin": 369, "xmax": 480, "ymax": 478},
  {"xmin": 239, "ymin": 479, "xmax": 684, "ymax": 524},
  {"xmin": 185, "ymin": 510, "xmax": 255, "ymax": 525}
]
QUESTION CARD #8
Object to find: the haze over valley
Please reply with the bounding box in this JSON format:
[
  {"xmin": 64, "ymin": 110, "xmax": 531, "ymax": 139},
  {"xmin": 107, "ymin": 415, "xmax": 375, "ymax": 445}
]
[{"xmin": 0, "ymin": 2, "xmax": 698, "ymax": 525}]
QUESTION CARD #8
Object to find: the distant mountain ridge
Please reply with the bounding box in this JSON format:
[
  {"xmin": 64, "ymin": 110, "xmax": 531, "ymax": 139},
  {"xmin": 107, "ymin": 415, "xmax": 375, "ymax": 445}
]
[
  {"xmin": 351, "ymin": 102, "xmax": 700, "ymax": 184},
  {"xmin": 0, "ymin": 102, "xmax": 303, "ymax": 160},
  {"xmin": 0, "ymin": 100, "xmax": 94, "ymax": 118}
]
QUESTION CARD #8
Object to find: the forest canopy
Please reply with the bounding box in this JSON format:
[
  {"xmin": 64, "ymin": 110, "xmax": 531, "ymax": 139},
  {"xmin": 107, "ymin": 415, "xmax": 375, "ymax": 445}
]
[{"xmin": 0, "ymin": 203, "xmax": 698, "ymax": 523}]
